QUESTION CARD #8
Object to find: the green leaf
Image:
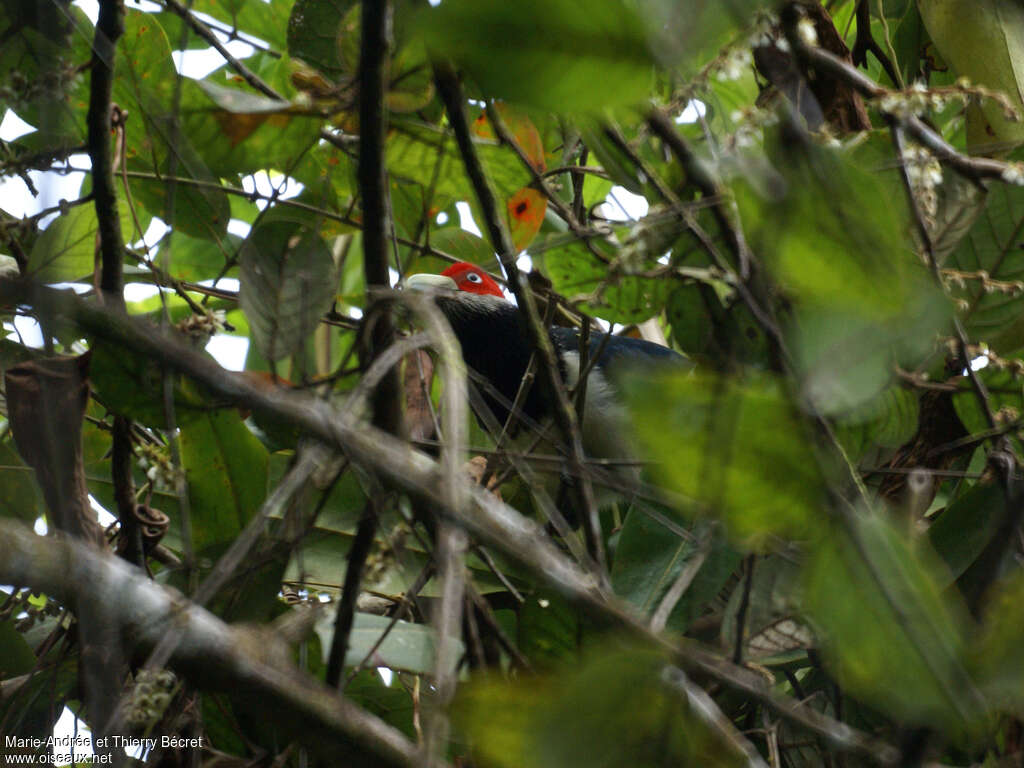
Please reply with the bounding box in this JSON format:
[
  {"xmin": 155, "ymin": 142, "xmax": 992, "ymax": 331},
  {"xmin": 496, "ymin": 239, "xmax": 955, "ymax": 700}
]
[
  {"xmin": 178, "ymin": 56, "xmax": 321, "ymax": 178},
  {"xmin": 287, "ymin": 0, "xmax": 359, "ymax": 80},
  {"xmin": 970, "ymin": 568, "xmax": 1024, "ymax": 707},
  {"xmin": 427, "ymin": 228, "xmax": 497, "ymax": 269},
  {"xmin": 918, "ymin": 0, "xmax": 1024, "ymax": 147},
  {"xmin": 314, "ymin": 610, "xmax": 464, "ymax": 675},
  {"xmin": 948, "ymin": 173, "xmax": 1024, "ymax": 351},
  {"xmin": 541, "ymin": 235, "xmax": 669, "ymax": 324},
  {"xmin": 740, "ymin": 141, "xmax": 949, "ymax": 411},
  {"xmin": 0, "ymin": 437, "xmax": 41, "ymax": 524},
  {"xmin": 156, "ymin": 230, "xmax": 242, "ymax": 283},
  {"xmin": 804, "ymin": 512, "xmax": 981, "ymax": 727},
  {"xmin": 239, "ymin": 221, "xmax": 338, "ymax": 362},
  {"xmin": 414, "ymin": 0, "xmax": 655, "ymax": 112},
  {"xmin": 625, "ymin": 371, "xmax": 827, "ymax": 546},
  {"xmin": 834, "ymin": 385, "xmax": 920, "ymax": 462},
  {"xmin": 953, "ymin": 367, "xmax": 1022, "ymax": 435},
  {"xmin": 180, "ymin": 409, "xmax": 268, "ymax": 550},
  {"xmin": 455, "ymin": 646, "xmax": 747, "ymax": 768},
  {"xmin": 90, "ymin": 342, "xmax": 225, "ymax": 429},
  {"xmin": 27, "ymin": 205, "xmax": 98, "ymax": 282},
  {"xmin": 0, "ymin": 618, "xmax": 36, "ymax": 678},
  {"xmin": 516, "ymin": 592, "xmax": 581, "ymax": 669},
  {"xmin": 927, "ymin": 480, "xmax": 1004, "ymax": 583},
  {"xmin": 387, "ymin": 120, "xmax": 530, "ymax": 205},
  {"xmin": 611, "ymin": 513, "xmax": 740, "ymax": 633}
]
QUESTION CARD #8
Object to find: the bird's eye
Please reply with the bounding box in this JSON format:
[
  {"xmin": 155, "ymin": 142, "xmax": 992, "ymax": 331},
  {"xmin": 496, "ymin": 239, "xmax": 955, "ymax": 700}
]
[{"xmin": 466, "ymin": 273, "xmax": 483, "ymax": 284}]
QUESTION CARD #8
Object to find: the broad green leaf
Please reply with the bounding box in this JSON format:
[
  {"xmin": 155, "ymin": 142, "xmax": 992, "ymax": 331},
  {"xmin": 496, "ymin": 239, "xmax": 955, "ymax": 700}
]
[
  {"xmin": 27, "ymin": 205, "xmax": 98, "ymax": 282},
  {"xmin": 314, "ymin": 610, "xmax": 464, "ymax": 675},
  {"xmin": 197, "ymin": 0, "xmax": 292, "ymax": 51},
  {"xmin": 239, "ymin": 221, "xmax": 338, "ymax": 362},
  {"xmin": 927, "ymin": 481, "xmax": 1003, "ymax": 584},
  {"xmin": 90, "ymin": 342, "xmax": 225, "ymax": 429},
  {"xmin": 948, "ymin": 174, "xmax": 1024, "ymax": 351},
  {"xmin": 740, "ymin": 141, "xmax": 948, "ymax": 411},
  {"xmin": 427, "ymin": 228, "xmax": 497, "ymax": 270},
  {"xmin": 119, "ymin": 11, "xmax": 231, "ymax": 239},
  {"xmin": 414, "ymin": 0, "xmax": 655, "ymax": 112},
  {"xmin": 0, "ymin": 619, "xmax": 36, "ymax": 678},
  {"xmin": 455, "ymin": 647, "xmax": 746, "ymax": 768},
  {"xmin": 953, "ymin": 368, "xmax": 1023, "ymax": 435},
  {"xmin": 156, "ymin": 230, "xmax": 242, "ymax": 283},
  {"xmin": 387, "ymin": 120, "xmax": 530, "ymax": 206},
  {"xmin": 180, "ymin": 409, "xmax": 268, "ymax": 550},
  {"xmin": 0, "ymin": 438, "xmax": 41, "ymax": 524},
  {"xmin": 611, "ymin": 512, "xmax": 740, "ymax": 633},
  {"xmin": 0, "ymin": 2, "xmax": 90, "ymax": 151},
  {"xmin": 970, "ymin": 568, "xmax": 1024, "ymax": 707},
  {"xmin": 541, "ymin": 235, "xmax": 669, "ymax": 324},
  {"xmin": 834, "ymin": 385, "xmax": 920, "ymax": 462},
  {"xmin": 804, "ymin": 513, "xmax": 981, "ymax": 727},
  {"xmin": 286, "ymin": 0, "xmax": 359, "ymax": 80},
  {"xmin": 516, "ymin": 592, "xmax": 581, "ymax": 669},
  {"xmin": 918, "ymin": 0, "xmax": 1024, "ymax": 148},
  {"xmin": 625, "ymin": 371, "xmax": 826, "ymax": 546}
]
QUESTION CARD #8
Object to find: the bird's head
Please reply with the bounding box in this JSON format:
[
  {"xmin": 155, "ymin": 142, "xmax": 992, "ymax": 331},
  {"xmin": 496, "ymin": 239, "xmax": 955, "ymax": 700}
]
[{"xmin": 405, "ymin": 262, "xmax": 505, "ymax": 299}]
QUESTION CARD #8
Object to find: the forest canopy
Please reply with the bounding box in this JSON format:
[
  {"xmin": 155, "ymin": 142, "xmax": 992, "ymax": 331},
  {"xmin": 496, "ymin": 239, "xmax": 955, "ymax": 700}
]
[{"xmin": 3, "ymin": 0, "xmax": 1024, "ymax": 766}]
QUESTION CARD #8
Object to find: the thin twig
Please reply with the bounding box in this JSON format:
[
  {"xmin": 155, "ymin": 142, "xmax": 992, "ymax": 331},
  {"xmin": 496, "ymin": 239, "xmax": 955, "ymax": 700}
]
[
  {"xmin": 87, "ymin": 0, "xmax": 126, "ymax": 307},
  {"xmin": 435, "ymin": 66, "xmax": 608, "ymax": 585}
]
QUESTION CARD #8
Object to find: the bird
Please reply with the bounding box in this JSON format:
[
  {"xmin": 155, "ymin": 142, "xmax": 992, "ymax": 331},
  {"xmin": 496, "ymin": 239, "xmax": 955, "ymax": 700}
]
[{"xmin": 405, "ymin": 261, "xmax": 687, "ymax": 501}]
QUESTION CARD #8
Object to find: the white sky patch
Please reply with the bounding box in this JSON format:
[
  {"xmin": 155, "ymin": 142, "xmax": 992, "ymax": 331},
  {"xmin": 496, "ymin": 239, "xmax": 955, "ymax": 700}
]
[
  {"xmin": 10, "ymin": 316, "xmax": 45, "ymax": 348},
  {"xmin": 131, "ymin": 216, "xmax": 169, "ymax": 253},
  {"xmin": 228, "ymin": 218, "xmax": 253, "ymax": 238},
  {"xmin": 970, "ymin": 355, "xmax": 989, "ymax": 371},
  {"xmin": 123, "ymin": 283, "xmax": 161, "ymax": 302},
  {"xmin": 455, "ymin": 201, "xmax": 482, "ymax": 236},
  {"xmin": 203, "ymin": 276, "xmax": 240, "ymax": 292},
  {"xmin": 72, "ymin": 0, "xmax": 99, "ymax": 23},
  {"xmin": 378, "ymin": 667, "xmax": 394, "ymax": 686},
  {"xmin": 600, "ymin": 186, "xmax": 649, "ymax": 222},
  {"xmin": 89, "ymin": 495, "xmax": 117, "ymax": 527},
  {"xmin": 0, "ymin": 154, "xmax": 89, "ymax": 220},
  {"xmin": 675, "ymin": 100, "xmax": 707, "ymax": 124},
  {"xmin": 436, "ymin": 211, "xmax": 449, "ymax": 225},
  {"xmin": 51, "ymin": 707, "xmax": 95, "ymax": 764},
  {"xmin": 0, "ymin": 110, "xmax": 35, "ymax": 141},
  {"xmin": 174, "ymin": 43, "xmax": 253, "ymax": 79},
  {"xmin": 34, "ymin": 517, "xmax": 48, "ymax": 536},
  {"xmin": 207, "ymin": 334, "xmax": 249, "ymax": 370},
  {"xmin": 242, "ymin": 172, "xmax": 305, "ymax": 211}
]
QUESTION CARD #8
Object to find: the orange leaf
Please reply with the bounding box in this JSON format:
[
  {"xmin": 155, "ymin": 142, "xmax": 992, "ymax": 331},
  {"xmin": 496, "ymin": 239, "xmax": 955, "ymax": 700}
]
[
  {"xmin": 507, "ymin": 187, "xmax": 546, "ymax": 252},
  {"xmin": 472, "ymin": 103, "xmax": 546, "ymax": 172}
]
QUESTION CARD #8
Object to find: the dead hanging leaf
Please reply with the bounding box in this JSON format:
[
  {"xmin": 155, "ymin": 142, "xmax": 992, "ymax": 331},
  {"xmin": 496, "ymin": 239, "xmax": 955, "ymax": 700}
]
[
  {"xmin": 403, "ymin": 349, "xmax": 436, "ymax": 443},
  {"xmin": 4, "ymin": 354, "xmax": 106, "ymax": 548},
  {"xmin": 464, "ymin": 455, "xmax": 503, "ymax": 498},
  {"xmin": 507, "ymin": 187, "xmax": 547, "ymax": 251}
]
